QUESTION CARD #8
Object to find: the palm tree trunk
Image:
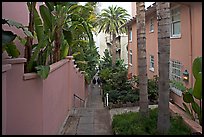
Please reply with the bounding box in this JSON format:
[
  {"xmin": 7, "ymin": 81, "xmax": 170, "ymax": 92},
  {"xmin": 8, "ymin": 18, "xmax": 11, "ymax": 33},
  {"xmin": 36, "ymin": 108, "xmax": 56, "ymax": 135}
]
[
  {"xmin": 136, "ymin": 2, "xmax": 149, "ymax": 117},
  {"xmin": 112, "ymin": 33, "xmax": 116, "ymax": 66},
  {"xmin": 156, "ymin": 2, "xmax": 171, "ymax": 134}
]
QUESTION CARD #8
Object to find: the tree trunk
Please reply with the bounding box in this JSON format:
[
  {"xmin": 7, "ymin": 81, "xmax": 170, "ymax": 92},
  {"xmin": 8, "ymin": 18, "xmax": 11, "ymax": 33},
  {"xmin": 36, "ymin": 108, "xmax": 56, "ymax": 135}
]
[
  {"xmin": 54, "ymin": 28, "xmax": 61, "ymax": 62},
  {"xmin": 112, "ymin": 33, "xmax": 116, "ymax": 66},
  {"xmin": 136, "ymin": 2, "xmax": 149, "ymax": 117},
  {"xmin": 25, "ymin": 2, "xmax": 36, "ymax": 72},
  {"xmin": 156, "ymin": 2, "xmax": 171, "ymax": 134}
]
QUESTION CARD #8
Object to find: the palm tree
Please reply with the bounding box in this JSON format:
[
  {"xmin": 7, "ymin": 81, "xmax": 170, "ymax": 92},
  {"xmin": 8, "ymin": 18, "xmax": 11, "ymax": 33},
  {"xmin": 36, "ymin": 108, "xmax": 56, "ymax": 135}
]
[
  {"xmin": 96, "ymin": 5, "xmax": 130, "ymax": 66},
  {"xmin": 156, "ymin": 2, "xmax": 171, "ymax": 134},
  {"xmin": 136, "ymin": 2, "xmax": 149, "ymax": 117}
]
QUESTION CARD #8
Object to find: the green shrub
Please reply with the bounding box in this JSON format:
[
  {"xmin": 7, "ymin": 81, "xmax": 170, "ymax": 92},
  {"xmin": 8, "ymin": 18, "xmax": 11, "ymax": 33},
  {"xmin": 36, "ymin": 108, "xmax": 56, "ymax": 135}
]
[
  {"xmin": 112, "ymin": 108, "xmax": 191, "ymax": 135},
  {"xmin": 148, "ymin": 75, "xmax": 158, "ymax": 103}
]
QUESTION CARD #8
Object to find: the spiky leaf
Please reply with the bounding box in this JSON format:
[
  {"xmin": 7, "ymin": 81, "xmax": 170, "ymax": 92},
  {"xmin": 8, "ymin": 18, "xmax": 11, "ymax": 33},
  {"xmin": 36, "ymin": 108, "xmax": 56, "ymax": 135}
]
[
  {"xmin": 191, "ymin": 101, "xmax": 200, "ymax": 115},
  {"xmin": 182, "ymin": 103, "xmax": 194, "ymax": 120},
  {"xmin": 183, "ymin": 92, "xmax": 194, "ymax": 103},
  {"xmin": 193, "ymin": 72, "xmax": 202, "ymax": 99},
  {"xmin": 192, "ymin": 57, "xmax": 202, "ymax": 79}
]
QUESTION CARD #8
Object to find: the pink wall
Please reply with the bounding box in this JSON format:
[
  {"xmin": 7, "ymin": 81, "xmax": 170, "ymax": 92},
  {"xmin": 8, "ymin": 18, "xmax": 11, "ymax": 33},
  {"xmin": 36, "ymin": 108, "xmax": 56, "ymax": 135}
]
[
  {"xmin": 128, "ymin": 2, "xmax": 202, "ymax": 88},
  {"xmin": 128, "ymin": 2, "xmax": 202, "ymax": 110},
  {"xmin": 2, "ymin": 2, "xmax": 41, "ymax": 58},
  {"xmin": 42, "ymin": 60, "xmax": 70, "ymax": 134},
  {"xmin": 128, "ymin": 22, "xmax": 138, "ymax": 77},
  {"xmin": 2, "ymin": 2, "xmax": 29, "ymax": 58},
  {"xmin": 2, "ymin": 56, "xmax": 87, "ymax": 135},
  {"xmin": 2, "ymin": 64, "xmax": 11, "ymax": 135},
  {"xmin": 191, "ymin": 3, "xmax": 202, "ymax": 87},
  {"xmin": 170, "ymin": 5, "xmax": 192, "ymax": 88},
  {"xmin": 3, "ymin": 58, "xmax": 43, "ymax": 135},
  {"xmin": 146, "ymin": 12, "xmax": 159, "ymax": 79}
]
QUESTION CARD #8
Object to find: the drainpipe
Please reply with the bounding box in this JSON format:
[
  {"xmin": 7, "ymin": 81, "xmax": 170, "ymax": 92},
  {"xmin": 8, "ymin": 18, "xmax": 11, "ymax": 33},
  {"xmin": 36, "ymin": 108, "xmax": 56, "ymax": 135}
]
[
  {"xmin": 187, "ymin": 4, "xmax": 193, "ymax": 88},
  {"xmin": 179, "ymin": 3, "xmax": 193, "ymax": 88}
]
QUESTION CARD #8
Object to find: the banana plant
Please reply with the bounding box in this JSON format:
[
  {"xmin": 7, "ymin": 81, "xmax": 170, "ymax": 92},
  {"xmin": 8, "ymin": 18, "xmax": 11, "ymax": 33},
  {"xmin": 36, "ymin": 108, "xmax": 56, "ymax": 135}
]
[
  {"xmin": 182, "ymin": 57, "xmax": 202, "ymax": 126},
  {"xmin": 2, "ymin": 18, "xmax": 32, "ymax": 58},
  {"xmin": 25, "ymin": 2, "xmax": 52, "ymax": 79}
]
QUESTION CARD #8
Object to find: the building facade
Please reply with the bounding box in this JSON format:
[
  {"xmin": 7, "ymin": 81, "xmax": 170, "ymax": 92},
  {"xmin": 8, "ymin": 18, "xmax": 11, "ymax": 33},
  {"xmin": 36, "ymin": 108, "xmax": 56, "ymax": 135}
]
[
  {"xmin": 96, "ymin": 32, "xmax": 129, "ymax": 65},
  {"xmin": 127, "ymin": 2, "xmax": 202, "ymax": 95}
]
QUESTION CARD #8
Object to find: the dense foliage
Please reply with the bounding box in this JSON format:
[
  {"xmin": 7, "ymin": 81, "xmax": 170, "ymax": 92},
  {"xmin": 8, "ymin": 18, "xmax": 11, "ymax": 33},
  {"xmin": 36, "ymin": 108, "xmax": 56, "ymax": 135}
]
[
  {"xmin": 112, "ymin": 108, "xmax": 191, "ymax": 135},
  {"xmin": 98, "ymin": 49, "xmax": 137, "ymax": 104},
  {"xmin": 99, "ymin": 50, "xmax": 159, "ymax": 104},
  {"xmin": 3, "ymin": 2, "xmax": 99, "ymax": 81}
]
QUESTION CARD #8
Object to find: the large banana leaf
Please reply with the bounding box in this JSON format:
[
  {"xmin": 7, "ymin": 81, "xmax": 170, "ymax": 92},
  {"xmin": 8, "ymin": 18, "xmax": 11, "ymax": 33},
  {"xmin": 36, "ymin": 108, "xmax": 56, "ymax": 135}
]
[
  {"xmin": 35, "ymin": 65, "xmax": 50, "ymax": 79},
  {"xmin": 27, "ymin": 7, "xmax": 47, "ymax": 71},
  {"xmin": 2, "ymin": 30, "xmax": 16, "ymax": 46},
  {"xmin": 193, "ymin": 72, "xmax": 202, "ymax": 99},
  {"xmin": 33, "ymin": 7, "xmax": 44, "ymax": 43},
  {"xmin": 192, "ymin": 57, "xmax": 202, "ymax": 79},
  {"xmin": 5, "ymin": 19, "xmax": 33, "ymax": 37},
  {"xmin": 4, "ymin": 42, "xmax": 20, "ymax": 58},
  {"xmin": 63, "ymin": 29, "xmax": 73, "ymax": 46},
  {"xmin": 39, "ymin": 5, "xmax": 53, "ymax": 32},
  {"xmin": 60, "ymin": 40, "xmax": 69, "ymax": 59}
]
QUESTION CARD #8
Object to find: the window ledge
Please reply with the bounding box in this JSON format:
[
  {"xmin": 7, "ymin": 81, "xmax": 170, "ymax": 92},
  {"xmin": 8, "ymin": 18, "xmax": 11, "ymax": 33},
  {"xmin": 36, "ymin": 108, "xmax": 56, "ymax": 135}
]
[
  {"xmin": 170, "ymin": 34, "xmax": 181, "ymax": 39},
  {"xmin": 170, "ymin": 87, "xmax": 182, "ymax": 96},
  {"xmin": 149, "ymin": 67, "xmax": 154, "ymax": 72}
]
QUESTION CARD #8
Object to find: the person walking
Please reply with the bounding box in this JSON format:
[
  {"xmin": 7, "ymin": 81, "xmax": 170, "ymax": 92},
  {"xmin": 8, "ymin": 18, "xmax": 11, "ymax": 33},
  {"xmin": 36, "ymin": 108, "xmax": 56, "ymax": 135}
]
[
  {"xmin": 97, "ymin": 77, "xmax": 101, "ymax": 87},
  {"xmin": 92, "ymin": 77, "xmax": 96, "ymax": 88}
]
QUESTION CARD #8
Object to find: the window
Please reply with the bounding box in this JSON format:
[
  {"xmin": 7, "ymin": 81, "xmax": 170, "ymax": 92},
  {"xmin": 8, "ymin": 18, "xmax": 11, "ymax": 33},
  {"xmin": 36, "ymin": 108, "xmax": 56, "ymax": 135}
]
[
  {"xmin": 129, "ymin": 28, "xmax": 132, "ymax": 42},
  {"xmin": 150, "ymin": 18, "xmax": 154, "ymax": 32},
  {"xmin": 149, "ymin": 55, "xmax": 154, "ymax": 71},
  {"xmin": 129, "ymin": 50, "xmax": 132, "ymax": 65},
  {"xmin": 169, "ymin": 60, "xmax": 183, "ymax": 96},
  {"xmin": 169, "ymin": 60, "xmax": 182, "ymax": 81},
  {"xmin": 171, "ymin": 7, "xmax": 181, "ymax": 37}
]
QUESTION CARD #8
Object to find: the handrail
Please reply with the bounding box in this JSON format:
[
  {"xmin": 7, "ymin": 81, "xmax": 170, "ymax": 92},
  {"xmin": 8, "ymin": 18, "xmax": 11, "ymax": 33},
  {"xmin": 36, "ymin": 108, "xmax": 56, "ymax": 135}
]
[{"xmin": 73, "ymin": 94, "xmax": 85, "ymax": 108}]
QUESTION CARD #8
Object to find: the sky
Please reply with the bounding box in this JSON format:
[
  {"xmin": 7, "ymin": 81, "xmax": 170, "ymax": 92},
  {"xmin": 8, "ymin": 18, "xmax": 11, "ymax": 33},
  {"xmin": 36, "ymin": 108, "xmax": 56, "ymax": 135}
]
[{"xmin": 80, "ymin": 2, "xmax": 155, "ymax": 16}]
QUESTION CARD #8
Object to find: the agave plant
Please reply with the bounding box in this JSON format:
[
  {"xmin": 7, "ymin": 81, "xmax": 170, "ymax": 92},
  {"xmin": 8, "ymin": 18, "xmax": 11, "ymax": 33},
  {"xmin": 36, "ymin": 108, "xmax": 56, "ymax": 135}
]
[{"xmin": 182, "ymin": 57, "xmax": 202, "ymax": 126}]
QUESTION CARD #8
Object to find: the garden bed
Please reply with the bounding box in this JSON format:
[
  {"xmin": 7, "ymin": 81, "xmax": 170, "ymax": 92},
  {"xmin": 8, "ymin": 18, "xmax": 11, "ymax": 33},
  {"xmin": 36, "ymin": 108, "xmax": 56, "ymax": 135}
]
[
  {"xmin": 111, "ymin": 102, "xmax": 202, "ymax": 135},
  {"xmin": 112, "ymin": 107, "xmax": 192, "ymax": 135}
]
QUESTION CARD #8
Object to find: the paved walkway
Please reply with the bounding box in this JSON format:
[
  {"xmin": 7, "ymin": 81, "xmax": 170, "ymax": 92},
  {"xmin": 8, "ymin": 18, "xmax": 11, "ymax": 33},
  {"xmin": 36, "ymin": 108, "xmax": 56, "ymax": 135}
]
[{"xmin": 62, "ymin": 85, "xmax": 113, "ymax": 135}]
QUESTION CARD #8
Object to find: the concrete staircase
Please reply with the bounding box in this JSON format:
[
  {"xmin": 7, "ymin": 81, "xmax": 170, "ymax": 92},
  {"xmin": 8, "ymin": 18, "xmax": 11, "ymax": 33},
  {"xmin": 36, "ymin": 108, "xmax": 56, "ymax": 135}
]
[{"xmin": 60, "ymin": 86, "xmax": 112, "ymax": 135}]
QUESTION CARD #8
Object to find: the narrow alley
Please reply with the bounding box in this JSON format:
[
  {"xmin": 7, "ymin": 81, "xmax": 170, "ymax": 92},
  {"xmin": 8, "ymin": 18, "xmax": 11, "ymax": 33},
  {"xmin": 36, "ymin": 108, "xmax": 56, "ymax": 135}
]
[{"xmin": 61, "ymin": 84, "xmax": 113, "ymax": 135}]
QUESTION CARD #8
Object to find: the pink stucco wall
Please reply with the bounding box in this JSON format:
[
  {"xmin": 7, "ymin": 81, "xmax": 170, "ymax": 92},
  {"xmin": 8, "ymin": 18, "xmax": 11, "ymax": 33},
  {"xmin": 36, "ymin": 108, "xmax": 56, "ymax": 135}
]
[
  {"xmin": 128, "ymin": 21, "xmax": 138, "ymax": 77},
  {"xmin": 146, "ymin": 12, "xmax": 159, "ymax": 79},
  {"xmin": 2, "ymin": 2, "xmax": 29, "ymax": 58},
  {"xmin": 191, "ymin": 3, "xmax": 202, "ymax": 88},
  {"xmin": 128, "ymin": 2, "xmax": 202, "ymax": 109},
  {"xmin": 129, "ymin": 2, "xmax": 202, "ymax": 87},
  {"xmin": 42, "ymin": 60, "xmax": 70, "ymax": 134},
  {"xmin": 2, "ymin": 64, "xmax": 11, "ymax": 135},
  {"xmin": 2, "ymin": 57, "xmax": 87, "ymax": 135},
  {"xmin": 2, "ymin": 2, "xmax": 41, "ymax": 58}
]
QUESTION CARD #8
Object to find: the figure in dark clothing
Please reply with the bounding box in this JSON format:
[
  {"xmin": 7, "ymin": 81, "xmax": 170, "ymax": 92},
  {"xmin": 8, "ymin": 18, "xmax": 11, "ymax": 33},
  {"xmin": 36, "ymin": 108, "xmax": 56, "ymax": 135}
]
[
  {"xmin": 97, "ymin": 77, "xmax": 101, "ymax": 86},
  {"xmin": 92, "ymin": 77, "xmax": 96, "ymax": 87}
]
